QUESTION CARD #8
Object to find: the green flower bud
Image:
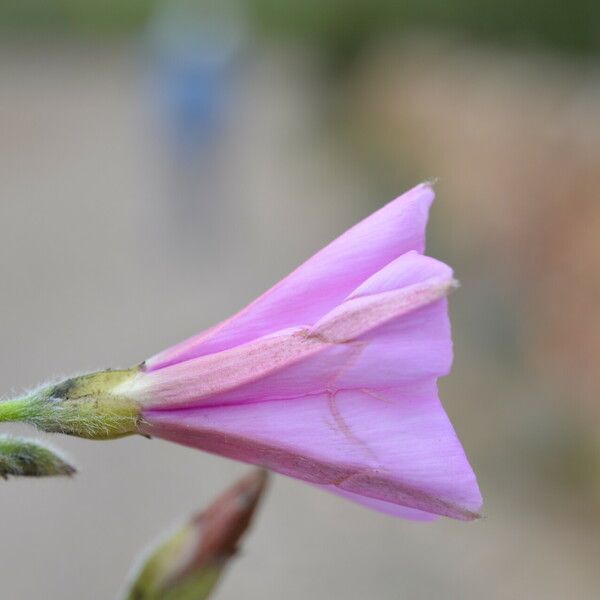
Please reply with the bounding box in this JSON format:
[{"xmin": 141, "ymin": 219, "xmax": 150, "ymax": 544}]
[{"xmin": 0, "ymin": 435, "xmax": 76, "ymax": 479}]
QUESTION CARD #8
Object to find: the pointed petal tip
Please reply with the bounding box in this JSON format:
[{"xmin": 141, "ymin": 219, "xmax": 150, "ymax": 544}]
[
  {"xmin": 457, "ymin": 507, "xmax": 483, "ymax": 522},
  {"xmin": 453, "ymin": 488, "xmax": 483, "ymax": 522},
  {"xmin": 434, "ymin": 493, "xmax": 482, "ymax": 521},
  {"xmin": 393, "ymin": 181, "xmax": 436, "ymax": 213},
  {"xmin": 434, "ymin": 276, "xmax": 459, "ymax": 298},
  {"xmin": 448, "ymin": 277, "xmax": 460, "ymax": 293},
  {"xmin": 404, "ymin": 180, "xmax": 436, "ymax": 203}
]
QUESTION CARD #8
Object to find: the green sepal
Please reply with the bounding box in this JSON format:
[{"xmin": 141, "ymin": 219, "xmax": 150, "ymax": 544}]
[{"xmin": 0, "ymin": 367, "xmax": 142, "ymax": 440}]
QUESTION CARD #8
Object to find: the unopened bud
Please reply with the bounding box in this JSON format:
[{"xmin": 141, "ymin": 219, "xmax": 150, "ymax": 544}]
[
  {"xmin": 0, "ymin": 435, "xmax": 76, "ymax": 479},
  {"xmin": 124, "ymin": 469, "xmax": 268, "ymax": 600}
]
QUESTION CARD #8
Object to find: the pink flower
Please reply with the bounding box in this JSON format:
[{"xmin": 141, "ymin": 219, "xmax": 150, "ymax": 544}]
[
  {"xmin": 128, "ymin": 183, "xmax": 481, "ymax": 520},
  {"xmin": 2, "ymin": 183, "xmax": 481, "ymax": 520}
]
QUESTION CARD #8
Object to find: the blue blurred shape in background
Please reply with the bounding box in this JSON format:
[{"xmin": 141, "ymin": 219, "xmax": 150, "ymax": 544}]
[{"xmin": 147, "ymin": 0, "xmax": 247, "ymax": 162}]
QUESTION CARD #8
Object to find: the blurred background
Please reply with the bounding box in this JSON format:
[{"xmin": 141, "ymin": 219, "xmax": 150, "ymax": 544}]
[{"xmin": 1, "ymin": 1, "xmax": 599, "ymax": 598}]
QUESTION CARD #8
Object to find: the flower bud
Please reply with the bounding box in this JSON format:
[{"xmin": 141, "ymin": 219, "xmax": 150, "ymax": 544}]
[
  {"xmin": 0, "ymin": 435, "xmax": 76, "ymax": 478},
  {"xmin": 124, "ymin": 469, "xmax": 268, "ymax": 600}
]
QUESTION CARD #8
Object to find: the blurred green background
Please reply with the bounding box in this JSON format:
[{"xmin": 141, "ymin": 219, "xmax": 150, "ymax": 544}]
[
  {"xmin": 0, "ymin": 1, "xmax": 598, "ymax": 598},
  {"xmin": 2, "ymin": 0, "xmax": 600, "ymax": 56}
]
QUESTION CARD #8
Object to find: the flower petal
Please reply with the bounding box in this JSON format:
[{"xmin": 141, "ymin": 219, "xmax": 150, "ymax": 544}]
[
  {"xmin": 320, "ymin": 487, "xmax": 439, "ymax": 521},
  {"xmin": 140, "ymin": 382, "xmax": 481, "ymax": 520},
  {"xmin": 146, "ymin": 183, "xmax": 435, "ymax": 370},
  {"xmin": 127, "ymin": 327, "xmax": 347, "ymax": 409},
  {"xmin": 127, "ymin": 253, "xmax": 454, "ymax": 409},
  {"xmin": 348, "ymin": 250, "xmax": 453, "ymax": 298}
]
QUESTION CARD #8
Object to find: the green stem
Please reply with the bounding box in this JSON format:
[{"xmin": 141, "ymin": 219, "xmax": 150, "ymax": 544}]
[{"xmin": 0, "ymin": 394, "xmax": 40, "ymax": 424}]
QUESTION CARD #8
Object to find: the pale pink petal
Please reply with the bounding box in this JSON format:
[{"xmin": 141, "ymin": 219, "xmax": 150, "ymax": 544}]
[
  {"xmin": 332, "ymin": 299, "xmax": 453, "ymax": 390},
  {"xmin": 129, "ymin": 327, "xmax": 352, "ymax": 409},
  {"xmin": 348, "ymin": 250, "xmax": 453, "ymax": 298},
  {"xmin": 140, "ymin": 382, "xmax": 481, "ymax": 520},
  {"xmin": 311, "ymin": 275, "xmax": 455, "ymax": 344},
  {"xmin": 146, "ymin": 183, "xmax": 435, "ymax": 370},
  {"xmin": 320, "ymin": 486, "xmax": 439, "ymax": 521},
  {"xmin": 129, "ymin": 255, "xmax": 454, "ymax": 409}
]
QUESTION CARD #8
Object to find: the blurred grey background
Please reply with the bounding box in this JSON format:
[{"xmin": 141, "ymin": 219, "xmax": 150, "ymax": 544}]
[{"xmin": 1, "ymin": 1, "xmax": 599, "ymax": 598}]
